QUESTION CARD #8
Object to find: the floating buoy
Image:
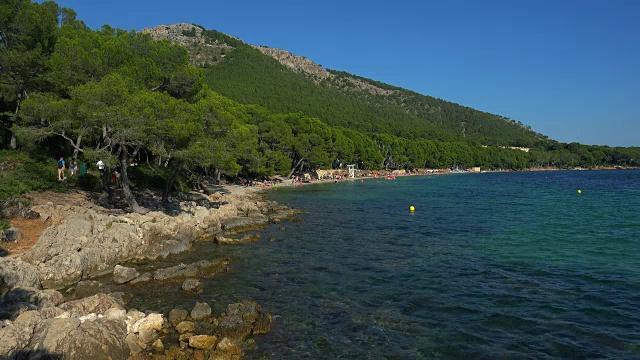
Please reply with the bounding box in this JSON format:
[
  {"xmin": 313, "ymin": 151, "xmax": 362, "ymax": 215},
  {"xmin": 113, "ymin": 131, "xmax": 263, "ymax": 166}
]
[
  {"xmin": 577, "ymin": 189, "xmax": 582, "ymax": 194},
  {"xmin": 409, "ymin": 205, "xmax": 415, "ymax": 212}
]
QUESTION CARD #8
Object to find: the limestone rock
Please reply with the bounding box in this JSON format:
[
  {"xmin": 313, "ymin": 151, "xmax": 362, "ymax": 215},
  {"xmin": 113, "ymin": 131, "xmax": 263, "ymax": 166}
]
[
  {"xmin": 215, "ymin": 234, "xmax": 260, "ymax": 245},
  {"xmin": 152, "ymin": 338, "xmax": 164, "ymax": 352},
  {"xmin": 168, "ymin": 308, "xmax": 188, "ymax": 326},
  {"xmin": 181, "ymin": 278, "xmax": 203, "ymax": 294},
  {"xmin": 128, "ymin": 272, "xmax": 152, "ymax": 285},
  {"xmin": 104, "ymin": 308, "xmax": 126, "ymax": 321},
  {"xmin": 220, "ymin": 216, "xmax": 269, "ymax": 234},
  {"xmin": 58, "ymin": 293, "xmax": 125, "ymax": 317},
  {"xmin": 0, "ymin": 287, "xmax": 64, "ymax": 320},
  {"xmin": 153, "ymin": 259, "xmax": 230, "ymax": 282},
  {"xmin": 137, "ymin": 328, "xmax": 158, "ymax": 346},
  {"xmin": 212, "ymin": 301, "xmax": 264, "ymax": 341},
  {"xmin": 0, "ymin": 258, "xmax": 41, "ymax": 289},
  {"xmin": 0, "ymin": 320, "xmax": 31, "ymax": 357},
  {"xmin": 73, "ymin": 280, "xmax": 111, "ymax": 299},
  {"xmin": 210, "ymin": 337, "xmax": 244, "ymax": 360},
  {"xmin": 130, "ymin": 313, "xmax": 164, "ymax": 334},
  {"xmin": 34, "ymin": 289, "xmax": 65, "ymax": 309},
  {"xmin": 175, "ymin": 321, "xmax": 195, "ymax": 334},
  {"xmin": 125, "ymin": 332, "xmax": 143, "ymax": 353},
  {"xmin": 190, "ymin": 302, "xmax": 211, "ymax": 321},
  {"xmin": 188, "ymin": 334, "xmax": 217, "ymax": 350},
  {"xmin": 113, "ymin": 265, "xmax": 140, "ymax": 284},
  {"xmin": 37, "ymin": 253, "xmax": 84, "ymax": 290}
]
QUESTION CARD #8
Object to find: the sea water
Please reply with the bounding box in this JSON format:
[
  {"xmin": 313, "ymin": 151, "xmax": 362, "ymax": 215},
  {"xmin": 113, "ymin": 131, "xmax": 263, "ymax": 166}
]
[{"xmin": 130, "ymin": 170, "xmax": 640, "ymax": 359}]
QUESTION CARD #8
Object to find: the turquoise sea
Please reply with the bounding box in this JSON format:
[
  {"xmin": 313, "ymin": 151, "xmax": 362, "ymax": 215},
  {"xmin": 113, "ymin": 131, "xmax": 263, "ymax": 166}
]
[{"xmin": 134, "ymin": 170, "xmax": 640, "ymax": 359}]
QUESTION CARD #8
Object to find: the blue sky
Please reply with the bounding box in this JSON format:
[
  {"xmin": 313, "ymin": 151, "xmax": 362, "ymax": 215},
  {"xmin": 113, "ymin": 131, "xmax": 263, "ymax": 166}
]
[{"xmin": 50, "ymin": 0, "xmax": 639, "ymax": 147}]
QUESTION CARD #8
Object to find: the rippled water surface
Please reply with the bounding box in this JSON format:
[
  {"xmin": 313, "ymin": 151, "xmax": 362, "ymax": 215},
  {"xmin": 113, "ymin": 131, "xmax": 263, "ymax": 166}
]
[{"xmin": 131, "ymin": 170, "xmax": 640, "ymax": 359}]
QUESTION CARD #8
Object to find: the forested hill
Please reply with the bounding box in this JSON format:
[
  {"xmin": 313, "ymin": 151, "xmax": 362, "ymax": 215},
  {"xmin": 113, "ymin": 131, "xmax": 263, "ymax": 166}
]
[{"xmin": 141, "ymin": 23, "xmax": 546, "ymax": 147}]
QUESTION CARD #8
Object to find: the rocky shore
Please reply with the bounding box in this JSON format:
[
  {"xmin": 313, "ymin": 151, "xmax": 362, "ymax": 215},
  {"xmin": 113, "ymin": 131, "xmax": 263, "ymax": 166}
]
[{"xmin": 0, "ymin": 185, "xmax": 300, "ymax": 359}]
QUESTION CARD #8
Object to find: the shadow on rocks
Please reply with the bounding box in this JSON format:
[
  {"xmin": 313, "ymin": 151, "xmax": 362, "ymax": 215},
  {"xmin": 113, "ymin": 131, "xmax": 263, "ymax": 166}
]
[
  {"xmin": 0, "ymin": 349, "xmax": 62, "ymax": 360},
  {"xmin": 0, "ymin": 287, "xmax": 39, "ymax": 321}
]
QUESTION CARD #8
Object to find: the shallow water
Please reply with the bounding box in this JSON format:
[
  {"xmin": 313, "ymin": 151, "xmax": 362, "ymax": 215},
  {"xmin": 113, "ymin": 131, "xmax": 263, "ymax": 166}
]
[{"xmin": 127, "ymin": 170, "xmax": 640, "ymax": 359}]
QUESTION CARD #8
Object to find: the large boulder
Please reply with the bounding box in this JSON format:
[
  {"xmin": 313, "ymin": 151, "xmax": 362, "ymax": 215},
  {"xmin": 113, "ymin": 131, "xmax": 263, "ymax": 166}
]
[
  {"xmin": 21, "ymin": 209, "xmax": 146, "ymax": 289},
  {"xmin": 0, "ymin": 293, "xmax": 129, "ymax": 360},
  {"xmin": 28, "ymin": 316, "xmax": 129, "ymax": 360},
  {"xmin": 58, "ymin": 293, "xmax": 126, "ymax": 317},
  {"xmin": 0, "ymin": 287, "xmax": 64, "ymax": 320},
  {"xmin": 0, "ymin": 258, "xmax": 41, "ymax": 290},
  {"xmin": 0, "ymin": 320, "xmax": 32, "ymax": 356},
  {"xmin": 37, "ymin": 253, "xmax": 85, "ymax": 290}
]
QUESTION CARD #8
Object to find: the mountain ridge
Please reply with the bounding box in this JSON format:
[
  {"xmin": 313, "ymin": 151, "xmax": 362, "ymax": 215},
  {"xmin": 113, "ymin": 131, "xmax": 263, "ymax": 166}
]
[{"xmin": 140, "ymin": 23, "xmax": 545, "ymax": 147}]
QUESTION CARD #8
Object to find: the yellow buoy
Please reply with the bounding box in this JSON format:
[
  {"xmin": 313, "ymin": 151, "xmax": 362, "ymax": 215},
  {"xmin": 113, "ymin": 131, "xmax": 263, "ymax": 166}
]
[
  {"xmin": 409, "ymin": 205, "xmax": 415, "ymax": 212},
  {"xmin": 577, "ymin": 189, "xmax": 582, "ymax": 194}
]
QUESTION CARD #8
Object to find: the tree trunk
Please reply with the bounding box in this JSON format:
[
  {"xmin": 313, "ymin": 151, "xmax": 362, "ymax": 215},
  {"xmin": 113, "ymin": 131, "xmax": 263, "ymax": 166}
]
[
  {"xmin": 102, "ymin": 168, "xmax": 112, "ymax": 202},
  {"xmin": 118, "ymin": 145, "xmax": 146, "ymax": 214},
  {"xmin": 287, "ymin": 157, "xmax": 304, "ymax": 179},
  {"xmin": 162, "ymin": 165, "xmax": 182, "ymax": 204},
  {"xmin": 72, "ymin": 134, "xmax": 82, "ymax": 161},
  {"xmin": 213, "ymin": 168, "xmax": 221, "ymax": 184},
  {"xmin": 9, "ymin": 94, "xmax": 21, "ymax": 149}
]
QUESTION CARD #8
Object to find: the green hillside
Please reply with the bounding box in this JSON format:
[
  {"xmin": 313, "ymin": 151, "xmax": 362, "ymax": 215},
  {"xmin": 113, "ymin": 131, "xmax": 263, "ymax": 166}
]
[
  {"xmin": 185, "ymin": 28, "xmax": 544, "ymax": 147},
  {"xmin": 324, "ymin": 70, "xmax": 548, "ymax": 147},
  {"xmin": 202, "ymin": 45, "xmax": 455, "ymax": 142}
]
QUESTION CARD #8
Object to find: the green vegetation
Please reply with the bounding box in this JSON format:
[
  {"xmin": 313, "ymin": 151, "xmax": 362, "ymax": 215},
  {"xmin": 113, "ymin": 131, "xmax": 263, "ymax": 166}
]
[
  {"xmin": 0, "ymin": 150, "xmax": 67, "ymax": 202},
  {"xmin": 0, "ymin": 0, "xmax": 638, "ymax": 218}
]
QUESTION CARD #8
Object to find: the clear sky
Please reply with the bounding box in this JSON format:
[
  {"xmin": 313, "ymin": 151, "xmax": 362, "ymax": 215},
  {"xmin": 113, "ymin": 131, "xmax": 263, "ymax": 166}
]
[{"xmin": 48, "ymin": 0, "xmax": 639, "ymax": 147}]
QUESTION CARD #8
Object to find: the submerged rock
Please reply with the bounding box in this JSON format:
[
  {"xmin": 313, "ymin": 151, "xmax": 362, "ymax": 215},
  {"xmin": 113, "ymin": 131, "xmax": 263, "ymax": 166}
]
[
  {"xmin": 190, "ymin": 302, "xmax": 211, "ymax": 321},
  {"xmin": 212, "ymin": 301, "xmax": 271, "ymax": 341},
  {"xmin": 112, "ymin": 265, "xmax": 140, "ymax": 284},
  {"xmin": 73, "ymin": 280, "xmax": 111, "ymax": 299},
  {"xmin": 211, "ymin": 337, "xmax": 244, "ymax": 359},
  {"xmin": 153, "ymin": 259, "xmax": 230, "ymax": 282},
  {"xmin": 181, "ymin": 278, "xmax": 203, "ymax": 294},
  {"xmin": 214, "ymin": 234, "xmax": 260, "ymax": 245},
  {"xmin": 168, "ymin": 308, "xmax": 188, "ymax": 326},
  {"xmin": 220, "ymin": 216, "xmax": 269, "ymax": 234},
  {"xmin": 128, "ymin": 272, "xmax": 153, "ymax": 285}
]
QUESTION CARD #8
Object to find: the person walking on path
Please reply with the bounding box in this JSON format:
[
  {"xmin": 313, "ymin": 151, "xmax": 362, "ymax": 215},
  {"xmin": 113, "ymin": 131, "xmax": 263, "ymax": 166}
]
[
  {"xmin": 69, "ymin": 159, "xmax": 77, "ymax": 176},
  {"xmin": 57, "ymin": 157, "xmax": 66, "ymax": 181},
  {"xmin": 96, "ymin": 160, "xmax": 105, "ymax": 175}
]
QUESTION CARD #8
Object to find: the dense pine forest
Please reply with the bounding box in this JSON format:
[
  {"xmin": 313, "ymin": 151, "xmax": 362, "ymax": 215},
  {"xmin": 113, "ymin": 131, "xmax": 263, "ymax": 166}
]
[{"xmin": 1, "ymin": 0, "xmax": 639, "ymax": 217}]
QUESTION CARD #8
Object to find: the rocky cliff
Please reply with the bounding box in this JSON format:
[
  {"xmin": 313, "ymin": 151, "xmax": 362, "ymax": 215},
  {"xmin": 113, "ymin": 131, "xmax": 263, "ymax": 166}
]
[{"xmin": 140, "ymin": 23, "xmax": 399, "ymax": 98}]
